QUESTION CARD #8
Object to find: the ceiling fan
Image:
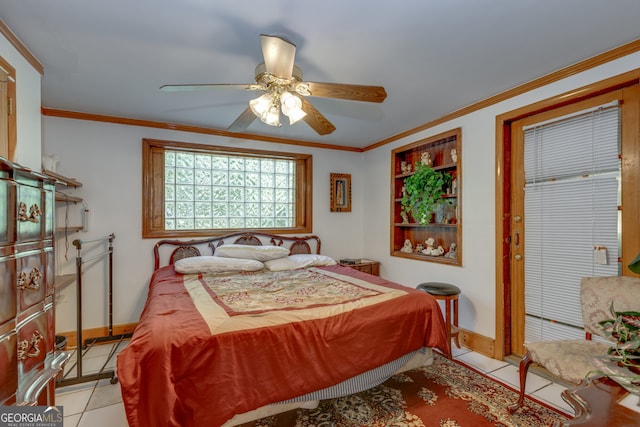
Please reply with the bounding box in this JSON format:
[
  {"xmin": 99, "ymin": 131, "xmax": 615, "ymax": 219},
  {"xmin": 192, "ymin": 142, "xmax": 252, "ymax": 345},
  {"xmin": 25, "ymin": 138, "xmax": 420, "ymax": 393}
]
[{"xmin": 160, "ymin": 34, "xmax": 387, "ymax": 136}]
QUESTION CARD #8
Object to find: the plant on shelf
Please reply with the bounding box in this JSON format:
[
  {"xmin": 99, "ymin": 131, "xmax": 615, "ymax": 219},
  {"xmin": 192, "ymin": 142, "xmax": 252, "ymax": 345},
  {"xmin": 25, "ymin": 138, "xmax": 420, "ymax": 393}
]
[
  {"xmin": 591, "ymin": 303, "xmax": 640, "ymax": 395},
  {"xmin": 400, "ymin": 162, "xmax": 452, "ymax": 224}
]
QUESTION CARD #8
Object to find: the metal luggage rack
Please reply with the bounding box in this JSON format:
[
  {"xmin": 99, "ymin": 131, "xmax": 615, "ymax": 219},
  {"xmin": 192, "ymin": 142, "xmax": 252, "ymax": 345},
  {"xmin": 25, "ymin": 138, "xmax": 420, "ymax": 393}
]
[{"xmin": 56, "ymin": 233, "xmax": 131, "ymax": 387}]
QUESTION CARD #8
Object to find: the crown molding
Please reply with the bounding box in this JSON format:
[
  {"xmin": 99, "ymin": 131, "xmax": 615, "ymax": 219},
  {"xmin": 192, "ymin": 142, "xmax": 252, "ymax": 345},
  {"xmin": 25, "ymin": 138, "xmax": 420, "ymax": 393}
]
[
  {"xmin": 0, "ymin": 18, "xmax": 44, "ymax": 75},
  {"xmin": 364, "ymin": 38, "xmax": 640, "ymax": 152},
  {"xmin": 41, "ymin": 108, "xmax": 364, "ymax": 153}
]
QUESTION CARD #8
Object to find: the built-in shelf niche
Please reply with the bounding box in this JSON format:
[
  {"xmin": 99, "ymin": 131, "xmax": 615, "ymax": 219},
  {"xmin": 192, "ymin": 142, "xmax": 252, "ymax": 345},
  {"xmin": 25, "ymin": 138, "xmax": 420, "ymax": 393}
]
[{"xmin": 390, "ymin": 128, "xmax": 461, "ymax": 265}]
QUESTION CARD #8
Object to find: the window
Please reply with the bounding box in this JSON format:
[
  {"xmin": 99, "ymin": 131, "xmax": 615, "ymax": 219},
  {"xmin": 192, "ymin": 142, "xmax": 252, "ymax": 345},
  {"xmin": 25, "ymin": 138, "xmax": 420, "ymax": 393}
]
[
  {"xmin": 142, "ymin": 139, "xmax": 312, "ymax": 238},
  {"xmin": 521, "ymin": 102, "xmax": 620, "ymax": 343}
]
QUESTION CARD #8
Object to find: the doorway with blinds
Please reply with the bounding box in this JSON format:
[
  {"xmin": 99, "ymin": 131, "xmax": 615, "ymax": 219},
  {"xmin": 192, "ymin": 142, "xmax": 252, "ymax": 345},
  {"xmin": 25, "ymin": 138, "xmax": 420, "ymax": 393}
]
[{"xmin": 496, "ymin": 76, "xmax": 640, "ymax": 359}]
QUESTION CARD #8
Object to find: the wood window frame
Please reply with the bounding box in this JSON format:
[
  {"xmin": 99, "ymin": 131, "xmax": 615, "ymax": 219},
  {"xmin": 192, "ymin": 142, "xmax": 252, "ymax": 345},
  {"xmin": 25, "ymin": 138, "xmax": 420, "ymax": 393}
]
[{"xmin": 142, "ymin": 138, "xmax": 313, "ymax": 238}]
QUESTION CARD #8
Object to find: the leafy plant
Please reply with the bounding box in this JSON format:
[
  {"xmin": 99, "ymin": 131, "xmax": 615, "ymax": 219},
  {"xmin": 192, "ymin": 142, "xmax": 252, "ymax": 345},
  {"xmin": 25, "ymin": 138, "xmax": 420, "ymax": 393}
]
[
  {"xmin": 400, "ymin": 162, "xmax": 452, "ymax": 224},
  {"xmin": 591, "ymin": 303, "xmax": 640, "ymax": 395},
  {"xmin": 599, "ymin": 304, "xmax": 640, "ymax": 368}
]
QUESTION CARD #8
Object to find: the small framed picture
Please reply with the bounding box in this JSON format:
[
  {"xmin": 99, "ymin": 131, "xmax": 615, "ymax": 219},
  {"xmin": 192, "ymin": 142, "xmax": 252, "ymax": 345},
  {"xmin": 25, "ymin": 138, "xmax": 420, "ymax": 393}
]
[{"xmin": 330, "ymin": 173, "xmax": 351, "ymax": 212}]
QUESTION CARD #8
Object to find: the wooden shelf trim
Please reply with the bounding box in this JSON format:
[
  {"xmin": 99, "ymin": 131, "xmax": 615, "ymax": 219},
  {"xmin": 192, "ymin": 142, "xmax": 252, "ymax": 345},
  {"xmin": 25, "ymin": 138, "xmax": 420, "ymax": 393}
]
[
  {"xmin": 391, "ymin": 250, "xmax": 460, "ymax": 264},
  {"xmin": 394, "ymin": 195, "xmax": 457, "ymax": 202},
  {"xmin": 56, "ymin": 226, "xmax": 84, "ymax": 233},
  {"xmin": 42, "ymin": 169, "xmax": 83, "ymax": 188},
  {"xmin": 55, "ymin": 191, "xmax": 83, "ymax": 203},
  {"xmin": 394, "ymin": 223, "xmax": 457, "ymax": 228},
  {"xmin": 394, "ymin": 163, "xmax": 457, "ymax": 179}
]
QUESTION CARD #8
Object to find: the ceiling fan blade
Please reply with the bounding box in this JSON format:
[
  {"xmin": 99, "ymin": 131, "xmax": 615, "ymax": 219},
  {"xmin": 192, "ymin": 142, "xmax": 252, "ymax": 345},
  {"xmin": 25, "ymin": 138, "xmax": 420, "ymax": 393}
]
[
  {"xmin": 260, "ymin": 34, "xmax": 296, "ymax": 79},
  {"xmin": 160, "ymin": 83, "xmax": 262, "ymax": 92},
  {"xmin": 227, "ymin": 106, "xmax": 257, "ymax": 132},
  {"xmin": 301, "ymin": 82, "xmax": 387, "ymax": 103},
  {"xmin": 300, "ymin": 98, "xmax": 336, "ymax": 135}
]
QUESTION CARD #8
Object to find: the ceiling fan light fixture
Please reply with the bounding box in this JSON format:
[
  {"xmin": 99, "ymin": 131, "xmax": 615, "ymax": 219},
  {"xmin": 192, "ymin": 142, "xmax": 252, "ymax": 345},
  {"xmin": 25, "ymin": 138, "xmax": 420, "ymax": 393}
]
[
  {"xmin": 249, "ymin": 92, "xmax": 281, "ymax": 127},
  {"xmin": 283, "ymin": 108, "xmax": 306, "ymax": 125},
  {"xmin": 262, "ymin": 104, "xmax": 281, "ymax": 127},
  {"xmin": 249, "ymin": 92, "xmax": 272, "ymax": 117},
  {"xmin": 280, "ymin": 91, "xmax": 306, "ymax": 125}
]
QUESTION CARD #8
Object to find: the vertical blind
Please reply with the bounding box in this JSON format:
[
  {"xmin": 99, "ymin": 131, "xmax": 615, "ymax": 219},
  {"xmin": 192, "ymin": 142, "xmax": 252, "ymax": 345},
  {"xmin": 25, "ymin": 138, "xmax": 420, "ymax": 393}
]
[{"xmin": 523, "ymin": 102, "xmax": 620, "ymax": 343}]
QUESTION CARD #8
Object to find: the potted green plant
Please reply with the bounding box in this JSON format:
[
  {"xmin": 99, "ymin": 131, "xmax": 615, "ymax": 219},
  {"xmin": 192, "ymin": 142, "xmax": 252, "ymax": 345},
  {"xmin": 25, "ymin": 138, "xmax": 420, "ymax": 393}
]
[{"xmin": 400, "ymin": 162, "xmax": 452, "ymax": 224}]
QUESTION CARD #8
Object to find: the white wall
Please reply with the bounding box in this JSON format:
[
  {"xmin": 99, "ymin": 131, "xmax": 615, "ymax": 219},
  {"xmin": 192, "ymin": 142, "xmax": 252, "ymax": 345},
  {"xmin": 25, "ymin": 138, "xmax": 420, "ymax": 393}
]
[
  {"xmin": 38, "ymin": 47, "xmax": 640, "ymax": 342},
  {"xmin": 0, "ymin": 33, "xmax": 42, "ymax": 168},
  {"xmin": 42, "ymin": 119, "xmax": 366, "ymax": 331},
  {"xmin": 362, "ymin": 52, "xmax": 640, "ymax": 340}
]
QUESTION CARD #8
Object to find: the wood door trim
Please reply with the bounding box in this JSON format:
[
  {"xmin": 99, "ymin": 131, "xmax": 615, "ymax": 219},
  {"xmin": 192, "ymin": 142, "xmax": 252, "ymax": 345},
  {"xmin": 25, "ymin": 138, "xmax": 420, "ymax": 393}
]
[
  {"xmin": 620, "ymin": 84, "xmax": 640, "ymax": 277},
  {"xmin": 0, "ymin": 56, "xmax": 16, "ymax": 161},
  {"xmin": 494, "ymin": 69, "xmax": 640, "ymax": 359}
]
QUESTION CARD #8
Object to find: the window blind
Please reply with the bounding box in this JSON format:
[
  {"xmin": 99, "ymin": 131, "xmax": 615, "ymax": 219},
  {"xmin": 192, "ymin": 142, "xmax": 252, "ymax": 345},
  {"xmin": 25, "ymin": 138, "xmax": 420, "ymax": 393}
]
[{"xmin": 523, "ymin": 104, "xmax": 620, "ymax": 343}]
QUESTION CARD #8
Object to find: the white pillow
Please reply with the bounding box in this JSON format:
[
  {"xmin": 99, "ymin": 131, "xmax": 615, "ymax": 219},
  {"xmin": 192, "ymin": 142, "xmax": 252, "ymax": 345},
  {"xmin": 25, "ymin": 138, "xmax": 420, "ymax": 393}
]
[
  {"xmin": 264, "ymin": 254, "xmax": 337, "ymax": 271},
  {"xmin": 214, "ymin": 244, "xmax": 290, "ymax": 261},
  {"xmin": 174, "ymin": 256, "xmax": 264, "ymax": 274}
]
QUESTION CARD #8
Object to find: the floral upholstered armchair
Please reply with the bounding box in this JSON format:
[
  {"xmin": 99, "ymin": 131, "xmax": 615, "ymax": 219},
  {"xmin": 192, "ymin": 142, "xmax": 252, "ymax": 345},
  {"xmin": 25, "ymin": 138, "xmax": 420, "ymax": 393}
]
[{"xmin": 509, "ymin": 275, "xmax": 640, "ymax": 412}]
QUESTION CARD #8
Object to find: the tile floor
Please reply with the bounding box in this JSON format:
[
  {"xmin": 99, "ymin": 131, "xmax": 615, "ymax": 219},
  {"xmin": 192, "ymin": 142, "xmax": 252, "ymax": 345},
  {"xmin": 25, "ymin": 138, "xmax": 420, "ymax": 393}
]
[{"xmin": 54, "ymin": 341, "xmax": 574, "ymax": 426}]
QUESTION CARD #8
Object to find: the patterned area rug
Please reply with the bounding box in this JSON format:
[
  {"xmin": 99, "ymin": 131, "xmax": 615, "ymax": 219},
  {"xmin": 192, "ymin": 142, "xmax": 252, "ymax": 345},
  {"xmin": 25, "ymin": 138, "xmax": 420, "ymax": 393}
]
[{"xmin": 243, "ymin": 354, "xmax": 571, "ymax": 426}]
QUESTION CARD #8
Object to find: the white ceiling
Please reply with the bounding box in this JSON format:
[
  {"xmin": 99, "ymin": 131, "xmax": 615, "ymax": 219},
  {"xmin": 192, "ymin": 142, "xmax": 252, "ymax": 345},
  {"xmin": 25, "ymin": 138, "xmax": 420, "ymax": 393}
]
[{"xmin": 2, "ymin": 0, "xmax": 640, "ymax": 149}]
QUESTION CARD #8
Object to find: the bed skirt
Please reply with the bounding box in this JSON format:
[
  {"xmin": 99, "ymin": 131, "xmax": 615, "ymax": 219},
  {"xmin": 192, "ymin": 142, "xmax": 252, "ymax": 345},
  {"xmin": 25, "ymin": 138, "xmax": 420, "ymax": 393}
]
[{"xmin": 223, "ymin": 347, "xmax": 433, "ymax": 426}]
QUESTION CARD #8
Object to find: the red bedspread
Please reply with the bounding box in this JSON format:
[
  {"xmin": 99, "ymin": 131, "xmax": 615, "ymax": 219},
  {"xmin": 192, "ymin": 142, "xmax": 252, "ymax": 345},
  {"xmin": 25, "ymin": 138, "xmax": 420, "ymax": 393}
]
[{"xmin": 117, "ymin": 264, "xmax": 448, "ymax": 427}]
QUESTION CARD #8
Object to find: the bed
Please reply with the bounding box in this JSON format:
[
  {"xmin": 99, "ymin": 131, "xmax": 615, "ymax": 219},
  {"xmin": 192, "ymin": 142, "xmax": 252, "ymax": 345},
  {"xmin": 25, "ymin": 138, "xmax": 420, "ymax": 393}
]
[{"xmin": 117, "ymin": 232, "xmax": 449, "ymax": 427}]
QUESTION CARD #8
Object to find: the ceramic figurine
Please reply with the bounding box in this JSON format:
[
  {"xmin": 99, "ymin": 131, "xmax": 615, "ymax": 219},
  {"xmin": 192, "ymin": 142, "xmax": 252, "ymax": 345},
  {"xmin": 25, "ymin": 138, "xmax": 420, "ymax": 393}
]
[
  {"xmin": 400, "ymin": 161, "xmax": 413, "ymax": 174},
  {"xmin": 401, "ymin": 211, "xmax": 409, "ymax": 224},
  {"xmin": 421, "ymin": 152, "xmax": 433, "ymax": 167},
  {"xmin": 445, "ymin": 243, "xmax": 458, "ymax": 259},
  {"xmin": 415, "ymin": 243, "xmax": 424, "ymax": 253},
  {"xmin": 400, "ymin": 239, "xmax": 413, "ymax": 253},
  {"xmin": 450, "ymin": 148, "xmax": 457, "ymax": 163},
  {"xmin": 424, "ymin": 237, "xmax": 435, "ymax": 254},
  {"xmin": 432, "ymin": 245, "xmax": 445, "ymax": 256},
  {"xmin": 42, "ymin": 154, "xmax": 60, "ymax": 172}
]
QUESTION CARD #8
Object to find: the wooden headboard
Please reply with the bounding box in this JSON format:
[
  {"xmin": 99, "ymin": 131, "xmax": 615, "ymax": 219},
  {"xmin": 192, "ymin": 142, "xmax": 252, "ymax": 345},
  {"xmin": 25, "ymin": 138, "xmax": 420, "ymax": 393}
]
[{"xmin": 153, "ymin": 231, "xmax": 322, "ymax": 271}]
